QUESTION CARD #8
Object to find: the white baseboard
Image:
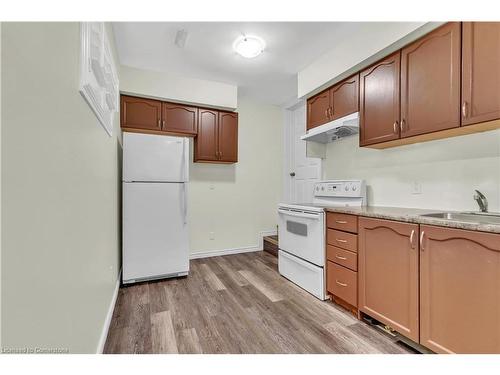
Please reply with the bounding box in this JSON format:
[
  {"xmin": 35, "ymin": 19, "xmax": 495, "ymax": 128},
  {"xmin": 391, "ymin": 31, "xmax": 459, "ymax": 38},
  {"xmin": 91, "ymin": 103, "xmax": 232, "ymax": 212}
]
[
  {"xmin": 190, "ymin": 229, "xmax": 278, "ymax": 260},
  {"xmin": 96, "ymin": 269, "xmax": 121, "ymax": 354}
]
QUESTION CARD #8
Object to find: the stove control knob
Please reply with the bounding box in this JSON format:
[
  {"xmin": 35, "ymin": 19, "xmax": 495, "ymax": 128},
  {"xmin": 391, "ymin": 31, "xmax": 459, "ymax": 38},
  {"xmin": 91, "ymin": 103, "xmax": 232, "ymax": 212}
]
[
  {"xmin": 321, "ymin": 186, "xmax": 325, "ymax": 191},
  {"xmin": 345, "ymin": 185, "xmax": 349, "ymax": 191},
  {"xmin": 316, "ymin": 186, "xmax": 319, "ymax": 191},
  {"xmin": 352, "ymin": 185, "xmax": 357, "ymax": 191}
]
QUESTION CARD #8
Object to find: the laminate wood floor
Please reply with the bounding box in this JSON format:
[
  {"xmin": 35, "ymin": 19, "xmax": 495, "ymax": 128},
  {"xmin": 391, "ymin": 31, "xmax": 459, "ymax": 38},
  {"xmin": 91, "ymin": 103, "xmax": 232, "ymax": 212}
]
[{"xmin": 104, "ymin": 251, "xmax": 414, "ymax": 354}]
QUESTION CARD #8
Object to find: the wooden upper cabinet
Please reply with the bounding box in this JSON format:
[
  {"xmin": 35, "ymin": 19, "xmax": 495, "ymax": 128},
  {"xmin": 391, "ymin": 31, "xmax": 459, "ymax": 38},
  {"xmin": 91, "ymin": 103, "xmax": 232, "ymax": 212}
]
[
  {"xmin": 462, "ymin": 22, "xmax": 500, "ymax": 126},
  {"xmin": 330, "ymin": 74, "xmax": 359, "ymax": 121},
  {"xmin": 121, "ymin": 95, "xmax": 162, "ymax": 131},
  {"xmin": 194, "ymin": 109, "xmax": 218, "ymax": 162},
  {"xmin": 307, "ymin": 89, "xmax": 330, "ymax": 130},
  {"xmin": 359, "ymin": 52, "xmax": 401, "ymax": 146},
  {"xmin": 358, "ymin": 217, "xmax": 419, "ymax": 342},
  {"xmin": 162, "ymin": 102, "xmax": 198, "ymax": 135},
  {"xmin": 420, "ymin": 225, "xmax": 500, "ymax": 354},
  {"xmin": 400, "ymin": 22, "xmax": 461, "ymax": 138},
  {"xmin": 218, "ymin": 112, "xmax": 238, "ymax": 162}
]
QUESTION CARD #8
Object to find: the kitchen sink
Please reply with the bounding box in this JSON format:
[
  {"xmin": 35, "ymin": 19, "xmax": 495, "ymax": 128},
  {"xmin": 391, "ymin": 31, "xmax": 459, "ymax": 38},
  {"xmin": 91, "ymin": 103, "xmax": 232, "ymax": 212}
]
[{"xmin": 420, "ymin": 212, "xmax": 500, "ymax": 225}]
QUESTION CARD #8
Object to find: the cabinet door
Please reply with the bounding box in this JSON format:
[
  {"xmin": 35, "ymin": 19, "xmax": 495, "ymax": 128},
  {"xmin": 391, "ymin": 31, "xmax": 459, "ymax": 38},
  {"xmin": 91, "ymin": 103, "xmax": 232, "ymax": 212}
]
[
  {"xmin": 462, "ymin": 22, "xmax": 500, "ymax": 126},
  {"xmin": 121, "ymin": 95, "xmax": 162, "ymax": 131},
  {"xmin": 307, "ymin": 90, "xmax": 331, "ymax": 130},
  {"xmin": 358, "ymin": 217, "xmax": 419, "ymax": 342},
  {"xmin": 420, "ymin": 225, "xmax": 500, "ymax": 354},
  {"xmin": 359, "ymin": 52, "xmax": 401, "ymax": 146},
  {"xmin": 218, "ymin": 112, "xmax": 238, "ymax": 163},
  {"xmin": 194, "ymin": 109, "xmax": 218, "ymax": 162},
  {"xmin": 162, "ymin": 102, "xmax": 198, "ymax": 135},
  {"xmin": 330, "ymin": 74, "xmax": 359, "ymax": 121},
  {"xmin": 400, "ymin": 22, "xmax": 461, "ymax": 138}
]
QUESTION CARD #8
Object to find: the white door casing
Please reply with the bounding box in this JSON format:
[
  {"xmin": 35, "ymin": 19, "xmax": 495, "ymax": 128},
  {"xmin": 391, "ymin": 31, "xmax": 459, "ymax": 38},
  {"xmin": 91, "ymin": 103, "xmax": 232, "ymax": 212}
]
[{"xmin": 283, "ymin": 101, "xmax": 322, "ymax": 203}]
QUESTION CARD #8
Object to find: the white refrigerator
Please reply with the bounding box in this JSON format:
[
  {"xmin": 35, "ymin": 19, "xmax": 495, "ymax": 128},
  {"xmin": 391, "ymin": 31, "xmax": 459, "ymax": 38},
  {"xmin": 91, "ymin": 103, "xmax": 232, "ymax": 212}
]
[{"xmin": 122, "ymin": 132, "xmax": 189, "ymax": 284}]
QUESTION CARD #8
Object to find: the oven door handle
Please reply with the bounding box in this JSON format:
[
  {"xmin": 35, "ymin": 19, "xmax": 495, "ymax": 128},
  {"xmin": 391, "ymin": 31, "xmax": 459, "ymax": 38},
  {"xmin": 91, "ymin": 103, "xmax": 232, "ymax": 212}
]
[{"xmin": 278, "ymin": 209, "xmax": 321, "ymax": 220}]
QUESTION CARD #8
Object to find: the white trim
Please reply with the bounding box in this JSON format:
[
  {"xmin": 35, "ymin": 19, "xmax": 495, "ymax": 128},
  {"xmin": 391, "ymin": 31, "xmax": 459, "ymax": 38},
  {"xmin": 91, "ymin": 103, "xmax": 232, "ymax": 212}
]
[
  {"xmin": 96, "ymin": 269, "xmax": 121, "ymax": 354},
  {"xmin": 190, "ymin": 230, "xmax": 278, "ymax": 260}
]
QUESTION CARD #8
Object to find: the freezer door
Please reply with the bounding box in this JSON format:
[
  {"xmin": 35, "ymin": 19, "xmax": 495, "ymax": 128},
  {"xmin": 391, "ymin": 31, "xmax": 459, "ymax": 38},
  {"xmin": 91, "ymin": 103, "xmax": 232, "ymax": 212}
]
[
  {"xmin": 123, "ymin": 182, "xmax": 189, "ymax": 283},
  {"xmin": 123, "ymin": 132, "xmax": 189, "ymax": 182}
]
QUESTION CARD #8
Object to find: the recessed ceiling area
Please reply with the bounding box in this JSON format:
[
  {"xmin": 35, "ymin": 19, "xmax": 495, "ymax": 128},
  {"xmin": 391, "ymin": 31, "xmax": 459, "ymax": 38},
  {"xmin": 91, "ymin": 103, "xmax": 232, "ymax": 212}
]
[{"xmin": 112, "ymin": 22, "xmax": 364, "ymax": 106}]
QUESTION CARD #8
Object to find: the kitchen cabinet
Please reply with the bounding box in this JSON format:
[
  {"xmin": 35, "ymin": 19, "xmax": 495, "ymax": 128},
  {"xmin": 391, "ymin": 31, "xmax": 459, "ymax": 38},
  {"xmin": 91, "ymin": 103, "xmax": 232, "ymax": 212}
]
[
  {"xmin": 359, "ymin": 52, "xmax": 401, "ymax": 146},
  {"xmin": 121, "ymin": 95, "xmax": 162, "ymax": 131},
  {"xmin": 194, "ymin": 109, "xmax": 219, "ymax": 162},
  {"xmin": 400, "ymin": 22, "xmax": 461, "ymax": 138},
  {"xmin": 419, "ymin": 225, "xmax": 500, "ymax": 354},
  {"xmin": 330, "ymin": 74, "xmax": 359, "ymax": 121},
  {"xmin": 306, "ymin": 74, "xmax": 359, "ymax": 130},
  {"xmin": 121, "ymin": 95, "xmax": 198, "ymax": 136},
  {"xmin": 306, "ymin": 89, "xmax": 330, "ymax": 130},
  {"xmin": 326, "ymin": 212, "xmax": 359, "ymax": 315},
  {"xmin": 462, "ymin": 22, "xmax": 500, "ymax": 126},
  {"xmin": 218, "ymin": 112, "xmax": 238, "ymax": 162},
  {"xmin": 194, "ymin": 109, "xmax": 238, "ymax": 163},
  {"xmin": 161, "ymin": 102, "xmax": 198, "ymax": 135},
  {"xmin": 358, "ymin": 217, "xmax": 419, "ymax": 342}
]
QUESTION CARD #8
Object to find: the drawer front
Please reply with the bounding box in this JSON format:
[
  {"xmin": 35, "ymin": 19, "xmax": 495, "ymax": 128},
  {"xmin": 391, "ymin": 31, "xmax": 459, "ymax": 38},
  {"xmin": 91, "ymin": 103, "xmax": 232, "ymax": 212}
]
[
  {"xmin": 327, "ymin": 261, "xmax": 357, "ymax": 307},
  {"xmin": 327, "ymin": 245, "xmax": 358, "ymax": 271},
  {"xmin": 327, "ymin": 229, "xmax": 358, "ymax": 252},
  {"xmin": 327, "ymin": 212, "xmax": 358, "ymax": 233}
]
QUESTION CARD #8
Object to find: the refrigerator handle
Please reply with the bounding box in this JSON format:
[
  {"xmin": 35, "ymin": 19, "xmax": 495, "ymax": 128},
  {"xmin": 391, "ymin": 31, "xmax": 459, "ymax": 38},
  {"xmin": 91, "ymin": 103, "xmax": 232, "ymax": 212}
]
[
  {"xmin": 182, "ymin": 138, "xmax": 188, "ymax": 182},
  {"xmin": 182, "ymin": 183, "xmax": 187, "ymax": 225}
]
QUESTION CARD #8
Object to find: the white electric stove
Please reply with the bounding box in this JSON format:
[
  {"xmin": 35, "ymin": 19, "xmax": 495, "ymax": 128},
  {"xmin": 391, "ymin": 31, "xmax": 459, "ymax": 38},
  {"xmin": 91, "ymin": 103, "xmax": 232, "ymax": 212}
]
[{"xmin": 277, "ymin": 180, "xmax": 366, "ymax": 300}]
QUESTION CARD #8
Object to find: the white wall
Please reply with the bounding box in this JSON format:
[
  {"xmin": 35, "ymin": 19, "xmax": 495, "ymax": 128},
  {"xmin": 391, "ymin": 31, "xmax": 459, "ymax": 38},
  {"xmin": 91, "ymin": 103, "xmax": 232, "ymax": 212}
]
[
  {"xmin": 120, "ymin": 65, "xmax": 238, "ymax": 110},
  {"xmin": 1, "ymin": 23, "xmax": 121, "ymax": 353},
  {"xmin": 324, "ymin": 130, "xmax": 500, "ymax": 212},
  {"xmin": 189, "ymin": 97, "xmax": 283, "ymax": 257},
  {"xmin": 297, "ymin": 22, "xmax": 443, "ymax": 98}
]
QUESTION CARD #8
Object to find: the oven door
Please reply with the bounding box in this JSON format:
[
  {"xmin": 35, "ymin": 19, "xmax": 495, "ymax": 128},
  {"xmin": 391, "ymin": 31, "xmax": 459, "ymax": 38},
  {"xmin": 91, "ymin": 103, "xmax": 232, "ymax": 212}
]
[{"xmin": 278, "ymin": 207, "xmax": 325, "ymax": 267}]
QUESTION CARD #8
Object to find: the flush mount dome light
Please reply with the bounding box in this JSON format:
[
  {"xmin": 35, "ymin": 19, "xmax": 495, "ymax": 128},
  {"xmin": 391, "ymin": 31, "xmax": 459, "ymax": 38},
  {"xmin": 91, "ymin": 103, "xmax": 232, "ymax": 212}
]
[{"xmin": 233, "ymin": 35, "xmax": 265, "ymax": 58}]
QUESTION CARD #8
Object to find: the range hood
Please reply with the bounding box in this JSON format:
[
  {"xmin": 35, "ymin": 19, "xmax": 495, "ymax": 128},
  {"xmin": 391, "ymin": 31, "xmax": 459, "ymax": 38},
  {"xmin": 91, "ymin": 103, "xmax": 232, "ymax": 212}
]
[{"xmin": 301, "ymin": 112, "xmax": 359, "ymax": 143}]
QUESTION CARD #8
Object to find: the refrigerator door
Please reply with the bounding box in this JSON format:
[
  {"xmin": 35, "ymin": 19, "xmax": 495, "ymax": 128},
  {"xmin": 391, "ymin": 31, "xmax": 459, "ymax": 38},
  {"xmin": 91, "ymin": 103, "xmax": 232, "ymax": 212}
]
[
  {"xmin": 123, "ymin": 182, "xmax": 189, "ymax": 283},
  {"xmin": 123, "ymin": 132, "xmax": 189, "ymax": 182}
]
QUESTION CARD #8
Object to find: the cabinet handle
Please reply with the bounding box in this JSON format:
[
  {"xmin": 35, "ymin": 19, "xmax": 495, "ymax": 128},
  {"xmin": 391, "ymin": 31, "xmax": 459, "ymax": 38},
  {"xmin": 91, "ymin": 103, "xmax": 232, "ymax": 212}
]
[
  {"xmin": 162, "ymin": 120, "xmax": 165, "ymax": 128},
  {"xmin": 335, "ymin": 238, "xmax": 347, "ymax": 243},
  {"xmin": 336, "ymin": 280, "xmax": 348, "ymax": 287},
  {"xmin": 325, "ymin": 109, "xmax": 328, "ymax": 118},
  {"xmin": 158, "ymin": 119, "xmax": 161, "ymax": 128},
  {"xmin": 420, "ymin": 231, "xmax": 425, "ymax": 251},
  {"xmin": 400, "ymin": 119, "xmax": 405, "ymax": 133},
  {"xmin": 220, "ymin": 151, "xmax": 223, "ymax": 159},
  {"xmin": 393, "ymin": 121, "xmax": 399, "ymax": 134},
  {"xmin": 335, "ymin": 255, "xmax": 347, "ymax": 260},
  {"xmin": 335, "ymin": 220, "xmax": 347, "ymax": 224},
  {"xmin": 462, "ymin": 101, "xmax": 468, "ymax": 118},
  {"xmin": 410, "ymin": 229, "xmax": 415, "ymax": 249}
]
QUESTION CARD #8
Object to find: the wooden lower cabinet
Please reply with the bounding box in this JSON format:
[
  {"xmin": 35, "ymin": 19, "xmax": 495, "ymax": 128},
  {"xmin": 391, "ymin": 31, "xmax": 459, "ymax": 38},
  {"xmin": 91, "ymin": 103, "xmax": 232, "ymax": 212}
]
[
  {"xmin": 327, "ymin": 261, "xmax": 357, "ymax": 307},
  {"xmin": 358, "ymin": 217, "xmax": 419, "ymax": 342},
  {"xmin": 420, "ymin": 225, "xmax": 500, "ymax": 353}
]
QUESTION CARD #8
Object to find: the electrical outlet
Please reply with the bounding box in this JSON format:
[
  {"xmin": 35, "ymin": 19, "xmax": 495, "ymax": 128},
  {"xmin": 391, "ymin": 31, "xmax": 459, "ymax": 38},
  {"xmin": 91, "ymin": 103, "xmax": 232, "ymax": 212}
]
[
  {"xmin": 411, "ymin": 181, "xmax": 422, "ymax": 195},
  {"xmin": 209, "ymin": 232, "xmax": 215, "ymax": 240}
]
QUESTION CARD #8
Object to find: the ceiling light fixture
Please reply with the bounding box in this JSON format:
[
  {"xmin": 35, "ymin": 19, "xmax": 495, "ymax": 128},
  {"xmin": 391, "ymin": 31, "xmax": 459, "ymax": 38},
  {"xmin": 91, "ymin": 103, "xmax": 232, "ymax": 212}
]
[{"xmin": 233, "ymin": 35, "xmax": 265, "ymax": 58}]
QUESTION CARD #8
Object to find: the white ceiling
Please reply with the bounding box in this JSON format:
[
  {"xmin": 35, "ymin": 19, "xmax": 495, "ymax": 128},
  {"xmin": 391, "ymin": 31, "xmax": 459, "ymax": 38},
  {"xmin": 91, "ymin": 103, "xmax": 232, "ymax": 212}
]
[{"xmin": 112, "ymin": 22, "xmax": 361, "ymax": 106}]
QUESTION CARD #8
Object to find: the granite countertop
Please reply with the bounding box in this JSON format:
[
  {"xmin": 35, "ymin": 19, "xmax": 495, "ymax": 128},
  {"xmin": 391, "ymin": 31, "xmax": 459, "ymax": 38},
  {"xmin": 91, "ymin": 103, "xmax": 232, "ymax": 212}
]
[{"xmin": 324, "ymin": 206, "xmax": 500, "ymax": 234}]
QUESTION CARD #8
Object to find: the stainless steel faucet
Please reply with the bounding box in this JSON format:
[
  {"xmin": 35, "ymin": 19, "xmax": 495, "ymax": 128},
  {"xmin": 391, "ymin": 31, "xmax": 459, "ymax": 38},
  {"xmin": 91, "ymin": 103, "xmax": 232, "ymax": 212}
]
[{"xmin": 474, "ymin": 190, "xmax": 488, "ymax": 212}]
